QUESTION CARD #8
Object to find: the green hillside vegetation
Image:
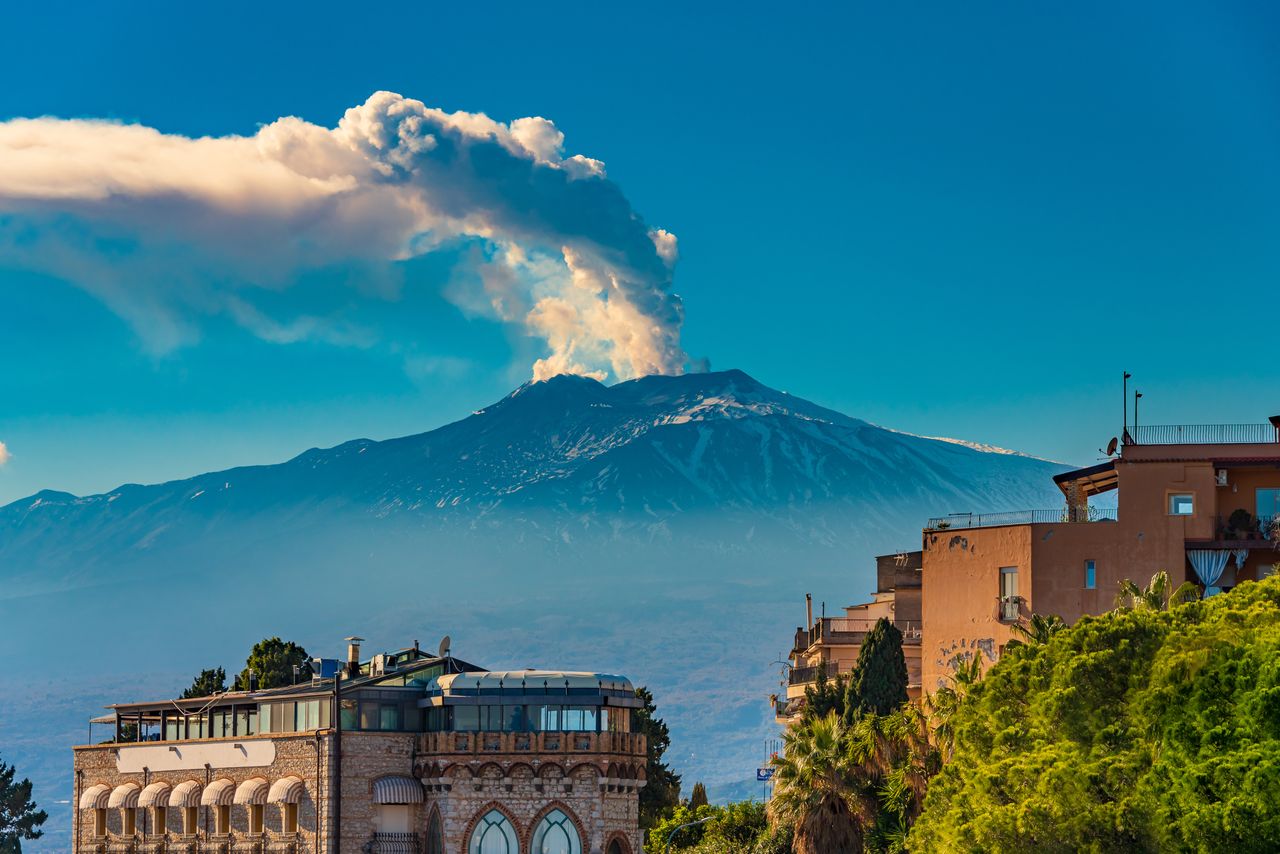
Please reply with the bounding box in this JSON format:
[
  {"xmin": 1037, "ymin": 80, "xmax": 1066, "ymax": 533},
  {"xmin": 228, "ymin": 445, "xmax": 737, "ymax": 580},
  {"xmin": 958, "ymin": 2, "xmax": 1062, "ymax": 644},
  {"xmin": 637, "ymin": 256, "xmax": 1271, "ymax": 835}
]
[
  {"xmin": 910, "ymin": 572, "xmax": 1280, "ymax": 852},
  {"xmin": 661, "ymin": 574, "xmax": 1280, "ymax": 853}
]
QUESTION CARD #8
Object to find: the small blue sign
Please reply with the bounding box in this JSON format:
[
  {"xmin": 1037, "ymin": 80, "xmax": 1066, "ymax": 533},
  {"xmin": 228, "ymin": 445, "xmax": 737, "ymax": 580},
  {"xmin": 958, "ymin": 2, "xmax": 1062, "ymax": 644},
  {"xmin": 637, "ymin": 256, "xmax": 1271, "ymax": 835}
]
[{"xmin": 756, "ymin": 767, "xmax": 775, "ymax": 782}]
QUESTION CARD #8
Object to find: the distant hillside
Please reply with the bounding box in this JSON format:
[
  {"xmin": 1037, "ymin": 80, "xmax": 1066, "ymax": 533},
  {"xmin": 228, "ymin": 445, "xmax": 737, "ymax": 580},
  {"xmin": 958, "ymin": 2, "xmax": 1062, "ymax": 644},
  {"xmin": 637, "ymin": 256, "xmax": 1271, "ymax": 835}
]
[{"xmin": 0, "ymin": 370, "xmax": 1070, "ymax": 851}]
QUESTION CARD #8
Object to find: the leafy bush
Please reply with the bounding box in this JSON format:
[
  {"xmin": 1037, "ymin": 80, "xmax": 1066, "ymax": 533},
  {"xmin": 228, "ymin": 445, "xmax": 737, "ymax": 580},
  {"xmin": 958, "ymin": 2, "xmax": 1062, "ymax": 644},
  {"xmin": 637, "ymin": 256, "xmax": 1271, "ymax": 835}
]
[{"xmin": 909, "ymin": 576, "xmax": 1280, "ymax": 853}]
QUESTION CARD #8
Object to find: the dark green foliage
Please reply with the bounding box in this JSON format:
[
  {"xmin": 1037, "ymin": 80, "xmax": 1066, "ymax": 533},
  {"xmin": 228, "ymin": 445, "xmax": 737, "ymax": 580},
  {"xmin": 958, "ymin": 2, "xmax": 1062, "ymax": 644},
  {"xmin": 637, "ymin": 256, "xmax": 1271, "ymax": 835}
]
[
  {"xmin": 181, "ymin": 666, "xmax": 227, "ymax": 699},
  {"xmin": 0, "ymin": 757, "xmax": 47, "ymax": 853},
  {"xmin": 910, "ymin": 576, "xmax": 1280, "ymax": 853},
  {"xmin": 689, "ymin": 781, "xmax": 708, "ymax": 808},
  {"xmin": 848, "ymin": 618, "xmax": 908, "ymax": 719},
  {"xmin": 233, "ymin": 638, "xmax": 311, "ymax": 691},
  {"xmin": 801, "ymin": 667, "xmax": 847, "ymax": 723},
  {"xmin": 635, "ymin": 686, "xmax": 681, "ymax": 829}
]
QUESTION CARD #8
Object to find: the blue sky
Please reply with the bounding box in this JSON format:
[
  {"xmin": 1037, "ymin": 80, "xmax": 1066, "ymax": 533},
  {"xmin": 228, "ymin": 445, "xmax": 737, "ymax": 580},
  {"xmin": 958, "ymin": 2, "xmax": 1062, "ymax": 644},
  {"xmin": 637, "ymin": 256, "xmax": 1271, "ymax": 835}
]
[{"xmin": 2, "ymin": 1, "xmax": 1279, "ymax": 504}]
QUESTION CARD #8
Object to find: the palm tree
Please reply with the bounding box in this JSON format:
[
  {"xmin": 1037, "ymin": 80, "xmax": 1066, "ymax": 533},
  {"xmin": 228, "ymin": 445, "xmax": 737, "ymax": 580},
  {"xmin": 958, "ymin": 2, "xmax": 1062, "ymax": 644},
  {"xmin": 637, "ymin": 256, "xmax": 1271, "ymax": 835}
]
[
  {"xmin": 1006, "ymin": 613, "xmax": 1067, "ymax": 648},
  {"xmin": 925, "ymin": 652, "xmax": 981, "ymax": 760},
  {"xmin": 1114, "ymin": 570, "xmax": 1199, "ymax": 612},
  {"xmin": 769, "ymin": 713, "xmax": 871, "ymax": 854}
]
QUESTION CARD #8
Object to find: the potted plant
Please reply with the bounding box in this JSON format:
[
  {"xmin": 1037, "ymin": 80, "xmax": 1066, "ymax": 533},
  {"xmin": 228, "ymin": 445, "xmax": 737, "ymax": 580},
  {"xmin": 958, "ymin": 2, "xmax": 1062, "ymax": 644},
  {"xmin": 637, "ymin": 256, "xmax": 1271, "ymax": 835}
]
[{"xmin": 1228, "ymin": 509, "xmax": 1254, "ymax": 540}]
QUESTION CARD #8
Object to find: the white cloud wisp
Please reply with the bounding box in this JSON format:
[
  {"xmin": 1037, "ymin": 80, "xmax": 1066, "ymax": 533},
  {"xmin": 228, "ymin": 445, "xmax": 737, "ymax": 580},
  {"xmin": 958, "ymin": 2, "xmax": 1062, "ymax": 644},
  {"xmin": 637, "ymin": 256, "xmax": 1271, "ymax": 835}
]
[{"xmin": 0, "ymin": 92, "xmax": 687, "ymax": 380}]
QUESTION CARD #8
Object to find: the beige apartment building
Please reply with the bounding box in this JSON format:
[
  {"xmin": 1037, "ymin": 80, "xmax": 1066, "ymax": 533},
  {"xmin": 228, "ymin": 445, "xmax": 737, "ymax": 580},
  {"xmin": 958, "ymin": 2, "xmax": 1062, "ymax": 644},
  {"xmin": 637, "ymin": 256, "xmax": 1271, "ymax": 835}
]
[
  {"xmin": 72, "ymin": 639, "xmax": 645, "ymax": 854},
  {"xmin": 775, "ymin": 552, "xmax": 922, "ymax": 723}
]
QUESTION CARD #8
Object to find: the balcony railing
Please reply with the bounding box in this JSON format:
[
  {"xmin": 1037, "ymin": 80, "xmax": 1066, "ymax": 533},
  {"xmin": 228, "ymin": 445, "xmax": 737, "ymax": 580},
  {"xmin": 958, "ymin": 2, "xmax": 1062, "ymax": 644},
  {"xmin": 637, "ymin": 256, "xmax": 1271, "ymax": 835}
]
[
  {"xmin": 369, "ymin": 833, "xmax": 421, "ymax": 854},
  {"xmin": 416, "ymin": 729, "xmax": 645, "ymax": 758},
  {"xmin": 797, "ymin": 617, "xmax": 923, "ymax": 650},
  {"xmin": 789, "ymin": 662, "xmax": 839, "ymax": 686},
  {"xmin": 1126, "ymin": 424, "xmax": 1280, "ymax": 446},
  {"xmin": 926, "ymin": 507, "xmax": 1118, "ymax": 530}
]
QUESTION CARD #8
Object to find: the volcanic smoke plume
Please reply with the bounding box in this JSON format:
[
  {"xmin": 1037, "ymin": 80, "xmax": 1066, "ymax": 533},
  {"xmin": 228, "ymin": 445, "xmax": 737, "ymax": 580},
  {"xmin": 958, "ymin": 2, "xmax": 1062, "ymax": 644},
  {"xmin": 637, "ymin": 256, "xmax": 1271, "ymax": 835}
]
[{"xmin": 0, "ymin": 91, "xmax": 687, "ymax": 380}]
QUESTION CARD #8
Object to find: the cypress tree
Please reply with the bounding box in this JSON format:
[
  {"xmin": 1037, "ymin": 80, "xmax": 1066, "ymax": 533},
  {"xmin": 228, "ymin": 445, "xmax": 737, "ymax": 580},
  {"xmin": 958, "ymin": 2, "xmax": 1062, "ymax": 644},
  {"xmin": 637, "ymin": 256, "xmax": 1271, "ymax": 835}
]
[{"xmin": 847, "ymin": 617, "xmax": 908, "ymax": 718}]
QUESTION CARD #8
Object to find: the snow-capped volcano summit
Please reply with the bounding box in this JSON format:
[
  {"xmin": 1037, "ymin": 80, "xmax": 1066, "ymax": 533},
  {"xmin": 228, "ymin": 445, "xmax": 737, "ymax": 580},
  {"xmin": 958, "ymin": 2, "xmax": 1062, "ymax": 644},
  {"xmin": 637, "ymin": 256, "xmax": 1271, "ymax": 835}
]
[{"xmin": 0, "ymin": 369, "xmax": 1067, "ymax": 594}]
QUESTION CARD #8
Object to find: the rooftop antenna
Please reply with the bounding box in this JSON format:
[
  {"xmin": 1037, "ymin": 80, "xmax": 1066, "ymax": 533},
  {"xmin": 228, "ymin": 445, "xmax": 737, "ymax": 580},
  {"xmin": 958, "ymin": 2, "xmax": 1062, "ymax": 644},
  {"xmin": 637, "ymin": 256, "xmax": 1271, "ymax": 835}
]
[
  {"xmin": 437, "ymin": 635, "xmax": 452, "ymax": 659},
  {"xmin": 1122, "ymin": 372, "xmax": 1132, "ymax": 444},
  {"xmin": 1134, "ymin": 391, "xmax": 1143, "ymax": 435}
]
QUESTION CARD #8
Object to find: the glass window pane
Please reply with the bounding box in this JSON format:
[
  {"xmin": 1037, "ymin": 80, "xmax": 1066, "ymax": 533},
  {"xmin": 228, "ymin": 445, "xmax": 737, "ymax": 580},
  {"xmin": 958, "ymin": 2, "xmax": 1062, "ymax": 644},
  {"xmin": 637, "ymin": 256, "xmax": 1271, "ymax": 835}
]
[
  {"xmin": 454, "ymin": 706, "xmax": 480, "ymax": 732},
  {"xmin": 339, "ymin": 700, "xmax": 357, "ymax": 730},
  {"xmin": 379, "ymin": 704, "xmax": 399, "ymax": 731}
]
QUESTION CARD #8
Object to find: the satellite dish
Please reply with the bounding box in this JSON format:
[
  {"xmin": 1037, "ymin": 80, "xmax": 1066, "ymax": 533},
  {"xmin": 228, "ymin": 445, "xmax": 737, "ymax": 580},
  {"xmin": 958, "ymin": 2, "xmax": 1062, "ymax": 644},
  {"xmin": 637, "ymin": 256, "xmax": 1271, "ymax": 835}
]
[
  {"xmin": 438, "ymin": 635, "xmax": 452, "ymax": 658},
  {"xmin": 1105, "ymin": 437, "xmax": 1118, "ymax": 456}
]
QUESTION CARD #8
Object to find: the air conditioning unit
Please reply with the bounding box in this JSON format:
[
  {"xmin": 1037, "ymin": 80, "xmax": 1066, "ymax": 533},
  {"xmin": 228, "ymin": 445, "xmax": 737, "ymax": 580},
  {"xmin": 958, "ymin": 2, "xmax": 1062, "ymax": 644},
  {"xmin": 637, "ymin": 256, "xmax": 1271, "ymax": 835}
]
[{"xmin": 1216, "ymin": 470, "xmax": 1229, "ymax": 486}]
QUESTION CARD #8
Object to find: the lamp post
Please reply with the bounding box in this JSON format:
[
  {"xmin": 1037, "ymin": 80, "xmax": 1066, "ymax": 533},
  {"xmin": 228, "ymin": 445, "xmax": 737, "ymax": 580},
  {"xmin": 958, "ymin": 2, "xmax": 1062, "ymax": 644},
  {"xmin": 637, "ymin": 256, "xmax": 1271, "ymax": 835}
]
[{"xmin": 665, "ymin": 815, "xmax": 714, "ymax": 854}]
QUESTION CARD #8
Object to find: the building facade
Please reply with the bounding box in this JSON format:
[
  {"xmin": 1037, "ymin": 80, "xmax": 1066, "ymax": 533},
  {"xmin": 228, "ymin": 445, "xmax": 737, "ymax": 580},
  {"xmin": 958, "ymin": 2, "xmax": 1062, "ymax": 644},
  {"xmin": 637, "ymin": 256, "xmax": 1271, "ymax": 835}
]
[
  {"xmin": 775, "ymin": 417, "xmax": 1280, "ymax": 709},
  {"xmin": 776, "ymin": 551, "xmax": 922, "ymax": 723},
  {"xmin": 921, "ymin": 420, "xmax": 1280, "ymax": 688},
  {"xmin": 72, "ymin": 640, "xmax": 645, "ymax": 854}
]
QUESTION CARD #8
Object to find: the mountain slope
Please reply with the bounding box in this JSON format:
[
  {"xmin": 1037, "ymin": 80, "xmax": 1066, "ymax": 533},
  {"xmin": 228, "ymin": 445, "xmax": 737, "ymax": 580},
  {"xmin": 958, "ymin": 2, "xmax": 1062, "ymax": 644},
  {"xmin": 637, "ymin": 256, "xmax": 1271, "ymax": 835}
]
[
  {"xmin": 0, "ymin": 370, "xmax": 1073, "ymax": 851},
  {"xmin": 0, "ymin": 369, "xmax": 1064, "ymax": 596}
]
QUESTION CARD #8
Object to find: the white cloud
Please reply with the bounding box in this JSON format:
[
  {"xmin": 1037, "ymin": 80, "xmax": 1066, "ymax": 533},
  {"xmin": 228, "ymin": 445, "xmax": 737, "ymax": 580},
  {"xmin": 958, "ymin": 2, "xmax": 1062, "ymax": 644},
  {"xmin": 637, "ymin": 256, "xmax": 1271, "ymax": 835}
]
[
  {"xmin": 0, "ymin": 442, "xmax": 10, "ymax": 466},
  {"xmin": 0, "ymin": 91, "xmax": 688, "ymax": 380}
]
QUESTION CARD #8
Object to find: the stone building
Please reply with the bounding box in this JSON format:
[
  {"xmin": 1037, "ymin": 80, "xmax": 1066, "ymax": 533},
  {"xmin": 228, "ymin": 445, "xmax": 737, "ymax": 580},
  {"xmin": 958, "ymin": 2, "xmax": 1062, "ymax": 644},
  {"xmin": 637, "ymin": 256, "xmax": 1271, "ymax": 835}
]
[{"xmin": 72, "ymin": 639, "xmax": 646, "ymax": 853}]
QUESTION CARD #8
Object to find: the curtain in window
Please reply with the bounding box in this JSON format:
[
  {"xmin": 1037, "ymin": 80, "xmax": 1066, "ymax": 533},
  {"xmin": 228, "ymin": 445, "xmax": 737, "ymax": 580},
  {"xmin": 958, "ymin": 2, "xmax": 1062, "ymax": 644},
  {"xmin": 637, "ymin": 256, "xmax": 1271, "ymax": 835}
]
[
  {"xmin": 1233, "ymin": 549, "xmax": 1249, "ymax": 569},
  {"xmin": 1188, "ymin": 549, "xmax": 1230, "ymax": 596}
]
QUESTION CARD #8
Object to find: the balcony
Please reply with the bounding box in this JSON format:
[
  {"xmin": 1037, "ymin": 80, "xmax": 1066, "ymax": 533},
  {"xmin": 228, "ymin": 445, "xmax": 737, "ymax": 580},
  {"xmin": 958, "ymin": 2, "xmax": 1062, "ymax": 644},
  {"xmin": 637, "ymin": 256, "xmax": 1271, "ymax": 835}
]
[
  {"xmin": 416, "ymin": 729, "xmax": 645, "ymax": 758},
  {"xmin": 793, "ymin": 617, "xmax": 923, "ymax": 652},
  {"xmin": 369, "ymin": 833, "xmax": 421, "ymax": 854},
  {"xmin": 926, "ymin": 507, "xmax": 1117, "ymax": 531},
  {"xmin": 1125, "ymin": 423, "xmax": 1280, "ymax": 446},
  {"xmin": 788, "ymin": 662, "xmax": 839, "ymax": 686}
]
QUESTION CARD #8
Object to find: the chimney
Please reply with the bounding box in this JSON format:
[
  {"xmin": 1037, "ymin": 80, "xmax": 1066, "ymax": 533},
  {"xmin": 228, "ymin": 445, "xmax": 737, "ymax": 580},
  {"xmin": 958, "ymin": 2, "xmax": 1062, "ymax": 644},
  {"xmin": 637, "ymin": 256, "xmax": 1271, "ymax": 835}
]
[
  {"xmin": 805, "ymin": 594, "xmax": 813, "ymax": 631},
  {"xmin": 345, "ymin": 636, "xmax": 364, "ymax": 677}
]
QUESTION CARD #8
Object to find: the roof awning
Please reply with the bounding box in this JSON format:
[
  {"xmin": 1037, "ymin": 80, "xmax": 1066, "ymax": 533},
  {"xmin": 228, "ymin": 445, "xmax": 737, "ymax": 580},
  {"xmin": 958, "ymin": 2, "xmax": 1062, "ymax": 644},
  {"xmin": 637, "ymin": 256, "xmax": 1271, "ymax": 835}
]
[
  {"xmin": 171, "ymin": 780, "xmax": 202, "ymax": 808},
  {"xmin": 268, "ymin": 776, "xmax": 306, "ymax": 804},
  {"xmin": 138, "ymin": 782, "xmax": 171, "ymax": 808},
  {"xmin": 108, "ymin": 782, "xmax": 141, "ymax": 809},
  {"xmin": 233, "ymin": 778, "xmax": 269, "ymax": 805},
  {"xmin": 1053, "ymin": 461, "xmax": 1118, "ymax": 498},
  {"xmin": 79, "ymin": 784, "xmax": 111, "ymax": 810},
  {"xmin": 200, "ymin": 778, "xmax": 235, "ymax": 807},
  {"xmin": 373, "ymin": 776, "xmax": 423, "ymax": 804}
]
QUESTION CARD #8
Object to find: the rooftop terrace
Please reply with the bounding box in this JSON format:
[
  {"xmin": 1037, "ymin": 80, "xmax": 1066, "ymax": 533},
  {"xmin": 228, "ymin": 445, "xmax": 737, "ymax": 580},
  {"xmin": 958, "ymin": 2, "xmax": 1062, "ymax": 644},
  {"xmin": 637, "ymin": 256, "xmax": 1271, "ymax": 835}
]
[
  {"xmin": 926, "ymin": 507, "xmax": 1118, "ymax": 531},
  {"xmin": 1126, "ymin": 423, "xmax": 1280, "ymax": 446}
]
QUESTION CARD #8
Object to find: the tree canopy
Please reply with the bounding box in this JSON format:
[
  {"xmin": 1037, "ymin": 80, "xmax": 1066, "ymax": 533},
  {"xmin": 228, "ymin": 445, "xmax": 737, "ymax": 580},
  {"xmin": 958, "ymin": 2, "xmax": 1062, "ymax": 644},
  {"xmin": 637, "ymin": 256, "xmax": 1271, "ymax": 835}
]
[
  {"xmin": 233, "ymin": 637, "xmax": 311, "ymax": 691},
  {"xmin": 635, "ymin": 686, "xmax": 682, "ymax": 829},
  {"xmin": 0, "ymin": 756, "xmax": 47, "ymax": 853},
  {"xmin": 910, "ymin": 574, "xmax": 1280, "ymax": 853},
  {"xmin": 847, "ymin": 617, "xmax": 909, "ymax": 719},
  {"xmin": 180, "ymin": 666, "xmax": 227, "ymax": 699}
]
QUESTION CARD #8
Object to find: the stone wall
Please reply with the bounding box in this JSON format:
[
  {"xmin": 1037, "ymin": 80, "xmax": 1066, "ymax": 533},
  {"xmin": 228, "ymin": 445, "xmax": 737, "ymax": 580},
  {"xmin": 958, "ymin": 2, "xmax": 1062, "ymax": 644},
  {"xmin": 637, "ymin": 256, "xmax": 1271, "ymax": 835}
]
[
  {"xmin": 74, "ymin": 729, "xmax": 645, "ymax": 854},
  {"xmin": 73, "ymin": 732, "xmax": 330, "ymax": 853}
]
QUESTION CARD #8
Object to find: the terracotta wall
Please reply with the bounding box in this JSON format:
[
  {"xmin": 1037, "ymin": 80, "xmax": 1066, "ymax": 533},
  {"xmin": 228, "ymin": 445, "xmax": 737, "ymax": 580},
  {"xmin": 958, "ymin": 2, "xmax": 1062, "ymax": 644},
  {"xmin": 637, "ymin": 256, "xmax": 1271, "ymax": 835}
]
[{"xmin": 920, "ymin": 525, "xmax": 1031, "ymax": 691}]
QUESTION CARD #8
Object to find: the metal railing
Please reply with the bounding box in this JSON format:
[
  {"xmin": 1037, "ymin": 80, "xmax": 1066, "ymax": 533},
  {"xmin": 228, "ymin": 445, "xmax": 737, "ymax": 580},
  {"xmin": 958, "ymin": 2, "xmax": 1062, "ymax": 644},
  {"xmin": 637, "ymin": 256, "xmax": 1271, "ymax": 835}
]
[
  {"xmin": 788, "ymin": 662, "xmax": 839, "ymax": 686},
  {"xmin": 927, "ymin": 507, "xmax": 1118, "ymax": 530},
  {"xmin": 368, "ymin": 833, "xmax": 421, "ymax": 854},
  {"xmin": 1126, "ymin": 424, "xmax": 1279, "ymax": 446}
]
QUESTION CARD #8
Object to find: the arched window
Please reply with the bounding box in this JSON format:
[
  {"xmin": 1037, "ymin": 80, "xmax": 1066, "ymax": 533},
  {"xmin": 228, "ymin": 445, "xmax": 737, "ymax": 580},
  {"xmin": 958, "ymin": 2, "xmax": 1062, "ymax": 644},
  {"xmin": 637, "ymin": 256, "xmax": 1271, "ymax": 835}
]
[
  {"xmin": 468, "ymin": 809, "xmax": 518, "ymax": 854},
  {"xmin": 425, "ymin": 810, "xmax": 444, "ymax": 854},
  {"xmin": 531, "ymin": 809, "xmax": 582, "ymax": 854}
]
